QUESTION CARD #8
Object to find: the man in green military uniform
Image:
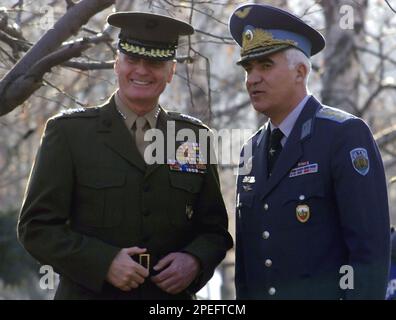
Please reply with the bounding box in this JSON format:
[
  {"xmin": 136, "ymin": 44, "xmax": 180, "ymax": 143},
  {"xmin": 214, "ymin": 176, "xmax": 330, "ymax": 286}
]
[{"xmin": 18, "ymin": 12, "xmax": 233, "ymax": 300}]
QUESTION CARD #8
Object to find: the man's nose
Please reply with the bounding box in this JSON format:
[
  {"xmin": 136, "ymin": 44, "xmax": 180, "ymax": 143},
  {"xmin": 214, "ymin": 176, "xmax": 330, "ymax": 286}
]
[
  {"xmin": 246, "ymin": 69, "xmax": 262, "ymax": 86},
  {"xmin": 134, "ymin": 59, "xmax": 150, "ymax": 74}
]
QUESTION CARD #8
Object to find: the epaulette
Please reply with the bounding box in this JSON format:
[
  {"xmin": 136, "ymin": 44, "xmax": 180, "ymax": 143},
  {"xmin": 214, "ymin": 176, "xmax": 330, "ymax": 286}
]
[
  {"xmin": 167, "ymin": 111, "xmax": 208, "ymax": 128},
  {"xmin": 316, "ymin": 106, "xmax": 356, "ymax": 123},
  {"xmin": 53, "ymin": 106, "xmax": 100, "ymax": 119}
]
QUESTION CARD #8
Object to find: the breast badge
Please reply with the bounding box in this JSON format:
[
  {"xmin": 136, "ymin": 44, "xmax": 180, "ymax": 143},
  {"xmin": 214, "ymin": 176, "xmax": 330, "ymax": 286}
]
[
  {"xmin": 289, "ymin": 161, "xmax": 318, "ymax": 178},
  {"xmin": 168, "ymin": 142, "xmax": 206, "ymax": 173},
  {"xmin": 242, "ymin": 175, "xmax": 255, "ymax": 191},
  {"xmin": 296, "ymin": 204, "xmax": 310, "ymax": 223}
]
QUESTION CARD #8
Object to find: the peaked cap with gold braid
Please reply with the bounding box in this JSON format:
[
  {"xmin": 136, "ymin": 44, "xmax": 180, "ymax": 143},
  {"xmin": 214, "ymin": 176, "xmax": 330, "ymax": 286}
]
[
  {"xmin": 229, "ymin": 4, "xmax": 325, "ymax": 65},
  {"xmin": 107, "ymin": 12, "xmax": 194, "ymax": 61}
]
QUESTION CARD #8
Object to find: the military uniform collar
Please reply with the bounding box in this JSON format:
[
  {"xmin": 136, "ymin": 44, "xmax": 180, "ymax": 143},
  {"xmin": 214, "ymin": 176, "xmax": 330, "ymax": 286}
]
[
  {"xmin": 114, "ymin": 91, "xmax": 160, "ymax": 129},
  {"xmin": 269, "ymin": 94, "xmax": 311, "ymax": 140}
]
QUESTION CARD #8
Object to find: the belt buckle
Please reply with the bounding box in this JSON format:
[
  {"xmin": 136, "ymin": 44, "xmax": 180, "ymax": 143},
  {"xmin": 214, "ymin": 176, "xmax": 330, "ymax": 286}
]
[{"xmin": 139, "ymin": 253, "xmax": 150, "ymax": 270}]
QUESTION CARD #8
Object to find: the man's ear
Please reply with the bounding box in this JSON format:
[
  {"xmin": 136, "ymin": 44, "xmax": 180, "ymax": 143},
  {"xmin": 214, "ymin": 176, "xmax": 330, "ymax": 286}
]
[
  {"xmin": 167, "ymin": 61, "xmax": 177, "ymax": 83},
  {"xmin": 114, "ymin": 54, "xmax": 120, "ymax": 75},
  {"xmin": 296, "ymin": 63, "xmax": 307, "ymax": 84}
]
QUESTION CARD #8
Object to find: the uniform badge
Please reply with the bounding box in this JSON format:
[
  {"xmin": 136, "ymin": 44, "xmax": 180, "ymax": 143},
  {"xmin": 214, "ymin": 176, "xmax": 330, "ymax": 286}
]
[
  {"xmin": 168, "ymin": 142, "xmax": 207, "ymax": 173},
  {"xmin": 296, "ymin": 204, "xmax": 310, "ymax": 223},
  {"xmin": 242, "ymin": 176, "xmax": 255, "ymax": 184},
  {"xmin": 176, "ymin": 142, "xmax": 204, "ymax": 164},
  {"xmin": 289, "ymin": 162, "xmax": 318, "ymax": 178},
  {"xmin": 242, "ymin": 176, "xmax": 255, "ymax": 191},
  {"xmin": 186, "ymin": 204, "xmax": 194, "ymax": 220},
  {"xmin": 350, "ymin": 148, "xmax": 369, "ymax": 176}
]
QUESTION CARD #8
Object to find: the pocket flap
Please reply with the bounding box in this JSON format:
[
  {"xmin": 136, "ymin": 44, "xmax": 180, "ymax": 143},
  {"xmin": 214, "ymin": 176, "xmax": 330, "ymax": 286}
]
[
  {"xmin": 169, "ymin": 172, "xmax": 203, "ymax": 193},
  {"xmin": 77, "ymin": 168, "xmax": 126, "ymax": 189},
  {"xmin": 283, "ymin": 181, "xmax": 324, "ymax": 205}
]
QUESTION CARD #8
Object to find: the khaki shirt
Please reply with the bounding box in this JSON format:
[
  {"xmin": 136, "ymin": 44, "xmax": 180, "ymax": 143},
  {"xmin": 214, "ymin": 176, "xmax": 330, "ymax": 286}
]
[{"xmin": 114, "ymin": 91, "xmax": 160, "ymax": 133}]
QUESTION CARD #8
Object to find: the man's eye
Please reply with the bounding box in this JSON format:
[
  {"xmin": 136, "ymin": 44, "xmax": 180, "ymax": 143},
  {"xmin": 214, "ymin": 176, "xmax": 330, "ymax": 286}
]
[
  {"xmin": 242, "ymin": 65, "xmax": 251, "ymax": 73},
  {"xmin": 261, "ymin": 62, "xmax": 272, "ymax": 69},
  {"xmin": 149, "ymin": 60, "xmax": 165, "ymax": 68},
  {"xmin": 127, "ymin": 58, "xmax": 138, "ymax": 64}
]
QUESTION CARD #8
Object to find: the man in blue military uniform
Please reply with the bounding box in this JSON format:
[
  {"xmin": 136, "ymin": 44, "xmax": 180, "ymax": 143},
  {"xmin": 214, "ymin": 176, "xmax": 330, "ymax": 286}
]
[
  {"xmin": 18, "ymin": 12, "xmax": 232, "ymax": 299},
  {"xmin": 229, "ymin": 3, "xmax": 390, "ymax": 299}
]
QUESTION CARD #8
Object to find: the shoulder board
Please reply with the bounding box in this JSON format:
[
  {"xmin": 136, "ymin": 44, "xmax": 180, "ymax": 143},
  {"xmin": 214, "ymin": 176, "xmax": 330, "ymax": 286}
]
[
  {"xmin": 167, "ymin": 111, "xmax": 208, "ymax": 128},
  {"xmin": 316, "ymin": 106, "xmax": 356, "ymax": 123},
  {"xmin": 53, "ymin": 107, "xmax": 100, "ymax": 119}
]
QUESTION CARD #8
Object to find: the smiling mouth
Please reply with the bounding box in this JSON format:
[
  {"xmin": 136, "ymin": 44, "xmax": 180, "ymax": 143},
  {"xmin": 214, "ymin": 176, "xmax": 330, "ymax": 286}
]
[{"xmin": 130, "ymin": 79, "xmax": 152, "ymax": 86}]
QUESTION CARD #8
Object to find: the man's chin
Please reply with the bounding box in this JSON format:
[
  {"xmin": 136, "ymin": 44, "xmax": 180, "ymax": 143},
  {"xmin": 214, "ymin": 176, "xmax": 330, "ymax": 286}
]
[{"xmin": 252, "ymin": 103, "xmax": 269, "ymax": 114}]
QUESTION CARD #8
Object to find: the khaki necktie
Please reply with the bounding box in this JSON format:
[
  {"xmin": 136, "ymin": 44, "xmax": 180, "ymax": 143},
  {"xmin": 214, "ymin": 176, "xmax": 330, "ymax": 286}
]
[{"xmin": 134, "ymin": 116, "xmax": 149, "ymax": 159}]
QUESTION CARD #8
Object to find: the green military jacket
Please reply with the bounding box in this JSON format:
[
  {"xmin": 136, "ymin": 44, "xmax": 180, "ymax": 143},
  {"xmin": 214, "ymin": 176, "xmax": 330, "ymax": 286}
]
[{"xmin": 18, "ymin": 95, "xmax": 233, "ymax": 299}]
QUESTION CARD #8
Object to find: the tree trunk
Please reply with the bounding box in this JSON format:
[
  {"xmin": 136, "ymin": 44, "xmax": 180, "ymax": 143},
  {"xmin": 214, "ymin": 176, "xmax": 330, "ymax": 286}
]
[
  {"xmin": 0, "ymin": 0, "xmax": 115, "ymax": 117},
  {"xmin": 320, "ymin": 0, "xmax": 367, "ymax": 114}
]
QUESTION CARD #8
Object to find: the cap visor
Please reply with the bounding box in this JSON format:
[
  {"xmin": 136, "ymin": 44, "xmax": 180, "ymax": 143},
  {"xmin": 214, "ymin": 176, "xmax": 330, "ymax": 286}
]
[{"xmin": 236, "ymin": 44, "xmax": 291, "ymax": 65}]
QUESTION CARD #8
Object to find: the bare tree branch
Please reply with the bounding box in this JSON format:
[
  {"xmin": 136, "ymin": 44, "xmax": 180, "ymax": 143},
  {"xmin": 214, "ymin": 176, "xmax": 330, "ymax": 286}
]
[
  {"xmin": 156, "ymin": 0, "xmax": 229, "ymax": 26},
  {"xmin": 62, "ymin": 60, "xmax": 114, "ymax": 70},
  {"xmin": 360, "ymin": 84, "xmax": 396, "ymax": 116},
  {"xmin": 1, "ymin": 40, "xmax": 93, "ymax": 113},
  {"xmin": 374, "ymin": 122, "xmax": 396, "ymax": 148},
  {"xmin": 0, "ymin": 8, "xmax": 25, "ymax": 40},
  {"xmin": 31, "ymin": 41, "xmax": 93, "ymax": 78},
  {"xmin": 43, "ymin": 79, "xmax": 86, "ymax": 107},
  {"xmin": 0, "ymin": 45, "xmax": 17, "ymax": 63},
  {"xmin": 195, "ymin": 29, "xmax": 233, "ymax": 43},
  {"xmin": 66, "ymin": 0, "xmax": 76, "ymax": 10},
  {"xmin": 0, "ymin": 30, "xmax": 30, "ymax": 57},
  {"xmin": 213, "ymin": 99, "xmax": 251, "ymax": 118},
  {"xmin": 385, "ymin": 0, "xmax": 396, "ymax": 14},
  {"xmin": 0, "ymin": 0, "xmax": 115, "ymax": 117},
  {"xmin": 356, "ymin": 45, "xmax": 396, "ymax": 68}
]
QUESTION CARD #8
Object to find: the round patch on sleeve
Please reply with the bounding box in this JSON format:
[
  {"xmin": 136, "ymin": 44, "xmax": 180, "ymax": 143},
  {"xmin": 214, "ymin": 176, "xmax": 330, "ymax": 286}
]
[{"xmin": 350, "ymin": 148, "xmax": 369, "ymax": 176}]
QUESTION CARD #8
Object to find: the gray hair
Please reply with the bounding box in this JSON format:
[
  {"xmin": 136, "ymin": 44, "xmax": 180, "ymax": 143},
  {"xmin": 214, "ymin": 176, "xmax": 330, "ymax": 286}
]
[{"xmin": 284, "ymin": 48, "xmax": 311, "ymax": 86}]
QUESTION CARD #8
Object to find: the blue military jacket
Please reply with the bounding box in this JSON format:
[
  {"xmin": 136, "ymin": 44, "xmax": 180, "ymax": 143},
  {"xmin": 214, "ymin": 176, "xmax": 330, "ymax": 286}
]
[{"xmin": 236, "ymin": 96, "xmax": 390, "ymax": 300}]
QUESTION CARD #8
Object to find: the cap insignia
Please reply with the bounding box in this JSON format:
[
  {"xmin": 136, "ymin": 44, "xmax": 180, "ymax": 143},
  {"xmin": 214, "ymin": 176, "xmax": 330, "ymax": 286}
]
[
  {"xmin": 234, "ymin": 7, "xmax": 252, "ymax": 19},
  {"xmin": 120, "ymin": 41, "xmax": 175, "ymax": 58},
  {"xmin": 241, "ymin": 28, "xmax": 297, "ymax": 55}
]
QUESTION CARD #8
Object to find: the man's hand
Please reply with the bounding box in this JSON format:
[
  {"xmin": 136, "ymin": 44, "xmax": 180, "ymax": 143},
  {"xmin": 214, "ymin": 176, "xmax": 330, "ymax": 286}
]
[
  {"xmin": 106, "ymin": 247, "xmax": 149, "ymax": 291},
  {"xmin": 151, "ymin": 252, "xmax": 200, "ymax": 294}
]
